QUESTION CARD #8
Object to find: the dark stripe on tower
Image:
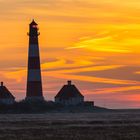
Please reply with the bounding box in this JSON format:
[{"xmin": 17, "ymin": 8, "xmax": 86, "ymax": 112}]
[
  {"xmin": 28, "ymin": 57, "xmax": 40, "ymax": 69},
  {"xmin": 27, "ymin": 81, "xmax": 42, "ymax": 97},
  {"xmin": 29, "ymin": 37, "xmax": 38, "ymax": 44}
]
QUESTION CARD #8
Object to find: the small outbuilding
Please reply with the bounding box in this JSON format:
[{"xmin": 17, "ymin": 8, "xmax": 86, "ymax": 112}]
[
  {"xmin": 0, "ymin": 82, "xmax": 15, "ymax": 104},
  {"xmin": 55, "ymin": 81, "xmax": 84, "ymax": 106}
]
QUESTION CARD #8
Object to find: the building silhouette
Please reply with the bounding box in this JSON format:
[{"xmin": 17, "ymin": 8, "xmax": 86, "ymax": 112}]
[
  {"xmin": 0, "ymin": 82, "xmax": 15, "ymax": 104},
  {"xmin": 55, "ymin": 81, "xmax": 84, "ymax": 106},
  {"xmin": 0, "ymin": 20, "xmax": 94, "ymax": 109},
  {"xmin": 26, "ymin": 20, "xmax": 44, "ymax": 101}
]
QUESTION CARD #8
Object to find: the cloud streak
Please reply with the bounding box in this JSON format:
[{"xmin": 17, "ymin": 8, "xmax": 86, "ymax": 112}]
[{"xmin": 0, "ymin": 0, "xmax": 139, "ymax": 108}]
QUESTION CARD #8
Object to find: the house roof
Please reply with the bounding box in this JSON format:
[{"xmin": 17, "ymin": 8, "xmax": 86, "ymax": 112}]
[
  {"xmin": 55, "ymin": 81, "xmax": 84, "ymax": 99},
  {"xmin": 0, "ymin": 82, "xmax": 15, "ymax": 99}
]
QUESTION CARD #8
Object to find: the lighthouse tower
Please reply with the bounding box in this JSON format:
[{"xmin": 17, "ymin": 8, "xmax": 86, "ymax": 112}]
[{"xmin": 26, "ymin": 20, "xmax": 44, "ymax": 101}]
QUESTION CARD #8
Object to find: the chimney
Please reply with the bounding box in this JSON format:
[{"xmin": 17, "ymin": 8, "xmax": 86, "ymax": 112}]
[
  {"xmin": 1, "ymin": 82, "xmax": 3, "ymax": 86},
  {"xmin": 67, "ymin": 80, "xmax": 72, "ymax": 85}
]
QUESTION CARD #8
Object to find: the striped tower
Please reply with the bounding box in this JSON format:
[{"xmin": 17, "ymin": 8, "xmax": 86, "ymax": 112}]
[{"xmin": 26, "ymin": 20, "xmax": 44, "ymax": 101}]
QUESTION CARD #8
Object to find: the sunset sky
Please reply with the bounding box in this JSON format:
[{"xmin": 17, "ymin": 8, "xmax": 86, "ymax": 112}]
[{"xmin": 0, "ymin": 0, "xmax": 140, "ymax": 108}]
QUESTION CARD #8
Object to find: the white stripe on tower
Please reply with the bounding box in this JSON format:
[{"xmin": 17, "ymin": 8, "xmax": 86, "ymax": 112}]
[
  {"xmin": 28, "ymin": 69, "xmax": 41, "ymax": 81},
  {"xmin": 29, "ymin": 44, "xmax": 39, "ymax": 57}
]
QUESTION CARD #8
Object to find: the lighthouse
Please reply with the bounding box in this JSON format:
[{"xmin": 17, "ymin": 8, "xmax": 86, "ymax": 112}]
[{"xmin": 26, "ymin": 20, "xmax": 44, "ymax": 101}]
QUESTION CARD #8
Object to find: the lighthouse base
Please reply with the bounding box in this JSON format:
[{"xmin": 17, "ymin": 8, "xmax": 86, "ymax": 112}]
[{"xmin": 25, "ymin": 96, "xmax": 45, "ymax": 102}]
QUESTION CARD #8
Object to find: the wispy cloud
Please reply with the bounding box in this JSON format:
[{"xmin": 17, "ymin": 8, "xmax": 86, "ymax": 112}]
[{"xmin": 0, "ymin": 0, "xmax": 140, "ymax": 108}]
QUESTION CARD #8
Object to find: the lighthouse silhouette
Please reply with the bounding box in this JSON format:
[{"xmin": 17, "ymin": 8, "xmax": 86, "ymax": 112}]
[{"xmin": 25, "ymin": 20, "xmax": 44, "ymax": 101}]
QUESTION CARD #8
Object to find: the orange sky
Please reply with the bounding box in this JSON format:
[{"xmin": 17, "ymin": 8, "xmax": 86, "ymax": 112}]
[{"xmin": 0, "ymin": 0, "xmax": 140, "ymax": 108}]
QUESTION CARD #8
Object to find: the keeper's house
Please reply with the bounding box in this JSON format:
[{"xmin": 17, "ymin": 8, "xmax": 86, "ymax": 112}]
[
  {"xmin": 0, "ymin": 82, "xmax": 15, "ymax": 104},
  {"xmin": 55, "ymin": 81, "xmax": 84, "ymax": 106}
]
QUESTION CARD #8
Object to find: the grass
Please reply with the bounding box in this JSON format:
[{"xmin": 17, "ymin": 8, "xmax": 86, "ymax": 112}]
[{"xmin": 0, "ymin": 112, "xmax": 140, "ymax": 139}]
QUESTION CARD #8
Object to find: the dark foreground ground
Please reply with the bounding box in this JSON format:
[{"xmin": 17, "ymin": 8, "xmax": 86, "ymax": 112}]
[{"xmin": 0, "ymin": 111, "xmax": 140, "ymax": 140}]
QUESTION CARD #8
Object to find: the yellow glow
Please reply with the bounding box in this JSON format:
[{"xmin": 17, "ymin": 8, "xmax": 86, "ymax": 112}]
[{"xmin": 0, "ymin": 0, "xmax": 140, "ymax": 108}]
